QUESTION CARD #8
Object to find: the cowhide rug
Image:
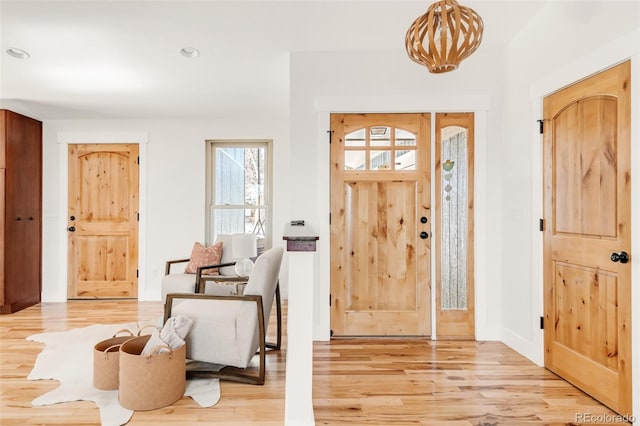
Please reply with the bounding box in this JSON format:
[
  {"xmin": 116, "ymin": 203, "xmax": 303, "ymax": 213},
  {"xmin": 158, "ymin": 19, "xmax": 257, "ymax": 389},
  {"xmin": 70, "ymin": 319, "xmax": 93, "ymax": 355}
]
[{"xmin": 27, "ymin": 321, "xmax": 220, "ymax": 426}]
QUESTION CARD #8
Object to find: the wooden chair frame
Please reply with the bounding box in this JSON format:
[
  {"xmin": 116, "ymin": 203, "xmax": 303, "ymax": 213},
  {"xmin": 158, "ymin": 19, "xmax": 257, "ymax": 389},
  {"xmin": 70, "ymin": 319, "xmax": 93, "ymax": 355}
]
[
  {"xmin": 164, "ymin": 292, "xmax": 269, "ymax": 385},
  {"xmin": 164, "ymin": 258, "xmax": 282, "ymax": 350}
]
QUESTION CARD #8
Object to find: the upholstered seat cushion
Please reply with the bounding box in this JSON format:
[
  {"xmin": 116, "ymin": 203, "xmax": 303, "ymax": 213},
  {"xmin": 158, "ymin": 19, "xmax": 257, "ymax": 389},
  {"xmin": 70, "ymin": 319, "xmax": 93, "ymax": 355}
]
[
  {"xmin": 171, "ymin": 298, "xmax": 259, "ymax": 368},
  {"xmin": 160, "ymin": 274, "xmax": 196, "ymax": 303}
]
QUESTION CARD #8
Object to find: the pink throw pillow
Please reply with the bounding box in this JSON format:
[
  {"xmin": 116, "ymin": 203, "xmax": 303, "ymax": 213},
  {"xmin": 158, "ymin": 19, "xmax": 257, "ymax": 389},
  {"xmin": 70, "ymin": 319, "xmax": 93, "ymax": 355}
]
[{"xmin": 184, "ymin": 242, "xmax": 223, "ymax": 275}]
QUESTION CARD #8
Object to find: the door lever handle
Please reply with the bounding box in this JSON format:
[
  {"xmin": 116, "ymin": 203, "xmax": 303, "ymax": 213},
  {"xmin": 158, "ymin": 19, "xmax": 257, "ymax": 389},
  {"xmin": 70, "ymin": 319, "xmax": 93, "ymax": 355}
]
[{"xmin": 610, "ymin": 251, "xmax": 629, "ymax": 264}]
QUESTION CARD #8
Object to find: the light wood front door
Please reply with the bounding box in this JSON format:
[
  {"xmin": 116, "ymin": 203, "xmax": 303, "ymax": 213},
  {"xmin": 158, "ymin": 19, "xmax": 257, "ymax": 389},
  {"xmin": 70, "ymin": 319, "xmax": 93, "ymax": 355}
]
[
  {"xmin": 330, "ymin": 113, "xmax": 431, "ymax": 336},
  {"xmin": 68, "ymin": 144, "xmax": 139, "ymax": 299},
  {"xmin": 543, "ymin": 61, "xmax": 632, "ymax": 415}
]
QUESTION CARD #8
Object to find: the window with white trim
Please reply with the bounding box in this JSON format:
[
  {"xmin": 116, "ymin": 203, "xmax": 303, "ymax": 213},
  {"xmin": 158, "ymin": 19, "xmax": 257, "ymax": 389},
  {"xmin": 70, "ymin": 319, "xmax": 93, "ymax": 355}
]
[{"xmin": 206, "ymin": 140, "xmax": 272, "ymax": 252}]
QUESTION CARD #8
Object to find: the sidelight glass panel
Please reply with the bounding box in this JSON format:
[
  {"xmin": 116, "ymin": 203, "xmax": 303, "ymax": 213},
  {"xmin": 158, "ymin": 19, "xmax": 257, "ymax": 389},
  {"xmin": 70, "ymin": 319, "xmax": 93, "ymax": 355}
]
[
  {"xmin": 345, "ymin": 128, "xmax": 366, "ymax": 147},
  {"xmin": 441, "ymin": 126, "xmax": 468, "ymax": 310}
]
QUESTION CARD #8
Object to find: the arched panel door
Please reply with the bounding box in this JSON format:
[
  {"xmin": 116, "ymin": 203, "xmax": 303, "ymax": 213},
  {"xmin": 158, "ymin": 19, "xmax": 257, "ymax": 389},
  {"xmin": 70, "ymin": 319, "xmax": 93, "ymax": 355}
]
[
  {"xmin": 543, "ymin": 61, "xmax": 632, "ymax": 415},
  {"xmin": 68, "ymin": 144, "xmax": 139, "ymax": 299}
]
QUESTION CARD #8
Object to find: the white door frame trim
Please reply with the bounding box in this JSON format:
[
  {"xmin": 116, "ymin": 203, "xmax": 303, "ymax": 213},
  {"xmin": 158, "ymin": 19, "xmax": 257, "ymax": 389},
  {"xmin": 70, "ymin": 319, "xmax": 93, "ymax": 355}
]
[
  {"xmin": 56, "ymin": 132, "xmax": 149, "ymax": 301},
  {"xmin": 314, "ymin": 95, "xmax": 494, "ymax": 341}
]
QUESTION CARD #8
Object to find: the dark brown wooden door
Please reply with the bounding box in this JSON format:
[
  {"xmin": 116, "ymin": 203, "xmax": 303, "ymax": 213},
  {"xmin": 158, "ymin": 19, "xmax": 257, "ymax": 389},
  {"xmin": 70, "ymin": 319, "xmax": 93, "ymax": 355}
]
[
  {"xmin": 1, "ymin": 110, "xmax": 42, "ymax": 313},
  {"xmin": 543, "ymin": 61, "xmax": 632, "ymax": 415}
]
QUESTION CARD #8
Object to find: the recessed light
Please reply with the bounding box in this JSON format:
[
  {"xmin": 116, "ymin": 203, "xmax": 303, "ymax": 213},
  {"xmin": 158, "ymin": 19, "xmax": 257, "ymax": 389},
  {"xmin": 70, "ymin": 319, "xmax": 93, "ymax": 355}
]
[
  {"xmin": 179, "ymin": 47, "xmax": 199, "ymax": 58},
  {"xmin": 6, "ymin": 47, "xmax": 30, "ymax": 59}
]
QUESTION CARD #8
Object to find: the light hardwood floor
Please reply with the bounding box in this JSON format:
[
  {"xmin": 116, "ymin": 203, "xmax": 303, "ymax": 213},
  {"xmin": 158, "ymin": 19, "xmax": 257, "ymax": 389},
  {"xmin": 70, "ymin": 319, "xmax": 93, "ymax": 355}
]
[{"xmin": 0, "ymin": 301, "xmax": 628, "ymax": 425}]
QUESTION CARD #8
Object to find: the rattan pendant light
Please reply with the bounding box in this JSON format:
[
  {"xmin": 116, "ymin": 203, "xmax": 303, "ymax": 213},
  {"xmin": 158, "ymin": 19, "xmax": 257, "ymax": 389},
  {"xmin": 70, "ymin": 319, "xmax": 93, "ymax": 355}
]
[{"xmin": 405, "ymin": 0, "xmax": 483, "ymax": 73}]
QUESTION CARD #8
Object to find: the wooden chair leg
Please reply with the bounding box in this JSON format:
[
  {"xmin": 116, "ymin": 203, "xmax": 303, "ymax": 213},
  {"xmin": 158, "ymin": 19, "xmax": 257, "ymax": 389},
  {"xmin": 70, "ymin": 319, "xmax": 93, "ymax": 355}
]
[
  {"xmin": 266, "ymin": 282, "xmax": 282, "ymax": 351},
  {"xmin": 189, "ymin": 366, "xmax": 265, "ymax": 385}
]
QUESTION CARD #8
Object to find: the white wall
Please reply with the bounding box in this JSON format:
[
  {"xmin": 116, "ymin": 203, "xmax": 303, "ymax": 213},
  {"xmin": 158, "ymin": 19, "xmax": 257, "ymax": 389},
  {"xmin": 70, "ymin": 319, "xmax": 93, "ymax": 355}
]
[
  {"xmin": 289, "ymin": 47, "xmax": 506, "ymax": 340},
  {"xmin": 41, "ymin": 118, "xmax": 289, "ymax": 302},
  {"xmin": 500, "ymin": 0, "xmax": 640, "ymax": 417}
]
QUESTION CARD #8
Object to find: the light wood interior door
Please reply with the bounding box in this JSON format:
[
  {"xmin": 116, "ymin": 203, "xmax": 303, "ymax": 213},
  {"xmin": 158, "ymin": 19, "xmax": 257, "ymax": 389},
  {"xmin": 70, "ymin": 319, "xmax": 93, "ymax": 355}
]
[
  {"xmin": 435, "ymin": 113, "xmax": 475, "ymax": 339},
  {"xmin": 543, "ymin": 61, "xmax": 632, "ymax": 415},
  {"xmin": 330, "ymin": 113, "xmax": 431, "ymax": 336},
  {"xmin": 68, "ymin": 144, "xmax": 139, "ymax": 299}
]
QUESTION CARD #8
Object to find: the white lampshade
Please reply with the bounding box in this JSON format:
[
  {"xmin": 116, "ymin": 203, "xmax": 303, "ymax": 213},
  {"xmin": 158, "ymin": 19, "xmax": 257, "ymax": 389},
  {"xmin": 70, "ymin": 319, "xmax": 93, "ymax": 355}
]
[
  {"xmin": 232, "ymin": 233, "xmax": 257, "ymax": 276},
  {"xmin": 232, "ymin": 233, "xmax": 257, "ymax": 258}
]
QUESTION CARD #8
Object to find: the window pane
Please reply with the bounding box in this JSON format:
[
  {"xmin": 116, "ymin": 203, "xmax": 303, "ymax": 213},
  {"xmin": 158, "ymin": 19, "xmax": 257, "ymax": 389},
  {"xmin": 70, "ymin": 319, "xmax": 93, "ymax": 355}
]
[
  {"xmin": 370, "ymin": 126, "xmax": 391, "ymax": 147},
  {"xmin": 345, "ymin": 150, "xmax": 366, "ymax": 170},
  {"xmin": 395, "ymin": 128, "xmax": 416, "ymax": 146},
  {"xmin": 345, "ymin": 128, "xmax": 366, "ymax": 147},
  {"xmin": 213, "ymin": 207, "xmax": 266, "ymax": 240},
  {"xmin": 441, "ymin": 126, "xmax": 468, "ymax": 310},
  {"xmin": 214, "ymin": 208, "xmax": 244, "ymax": 235},
  {"xmin": 215, "ymin": 147, "xmax": 265, "ymax": 205},
  {"xmin": 395, "ymin": 150, "xmax": 416, "ymax": 170},
  {"xmin": 215, "ymin": 147, "xmax": 245, "ymax": 205},
  {"xmin": 244, "ymin": 147, "xmax": 265, "ymax": 205},
  {"xmin": 370, "ymin": 150, "xmax": 391, "ymax": 170}
]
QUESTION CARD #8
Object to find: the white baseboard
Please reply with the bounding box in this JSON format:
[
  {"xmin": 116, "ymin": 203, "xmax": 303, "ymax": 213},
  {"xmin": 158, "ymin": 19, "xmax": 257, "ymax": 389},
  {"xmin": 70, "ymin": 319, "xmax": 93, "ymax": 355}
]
[
  {"xmin": 476, "ymin": 325, "xmax": 501, "ymax": 341},
  {"xmin": 501, "ymin": 327, "xmax": 543, "ymax": 366},
  {"xmin": 41, "ymin": 290, "xmax": 66, "ymax": 303}
]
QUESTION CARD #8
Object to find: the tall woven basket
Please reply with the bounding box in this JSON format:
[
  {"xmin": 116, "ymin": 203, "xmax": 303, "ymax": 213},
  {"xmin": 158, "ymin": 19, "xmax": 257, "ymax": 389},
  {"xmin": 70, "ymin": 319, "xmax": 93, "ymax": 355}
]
[
  {"xmin": 93, "ymin": 330, "xmax": 136, "ymax": 390},
  {"xmin": 118, "ymin": 335, "xmax": 186, "ymax": 411}
]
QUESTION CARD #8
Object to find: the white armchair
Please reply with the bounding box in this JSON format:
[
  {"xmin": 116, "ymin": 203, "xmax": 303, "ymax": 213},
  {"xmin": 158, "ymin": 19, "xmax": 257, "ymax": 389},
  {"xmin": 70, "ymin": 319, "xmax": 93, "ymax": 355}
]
[
  {"xmin": 163, "ymin": 247, "xmax": 284, "ymax": 385},
  {"xmin": 160, "ymin": 234, "xmax": 238, "ymax": 303}
]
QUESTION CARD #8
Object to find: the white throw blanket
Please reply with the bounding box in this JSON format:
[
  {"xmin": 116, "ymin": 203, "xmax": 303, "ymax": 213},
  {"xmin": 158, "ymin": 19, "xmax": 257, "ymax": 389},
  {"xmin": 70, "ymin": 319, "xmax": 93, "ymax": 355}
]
[{"xmin": 141, "ymin": 315, "xmax": 193, "ymax": 355}]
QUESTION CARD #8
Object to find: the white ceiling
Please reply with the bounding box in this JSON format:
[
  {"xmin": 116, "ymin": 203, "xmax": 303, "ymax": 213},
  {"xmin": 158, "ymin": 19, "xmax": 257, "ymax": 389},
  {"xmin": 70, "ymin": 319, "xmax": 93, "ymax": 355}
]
[{"xmin": 0, "ymin": 0, "xmax": 548, "ymax": 120}]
